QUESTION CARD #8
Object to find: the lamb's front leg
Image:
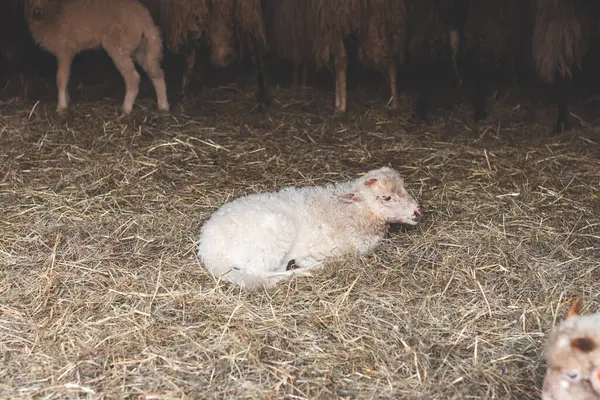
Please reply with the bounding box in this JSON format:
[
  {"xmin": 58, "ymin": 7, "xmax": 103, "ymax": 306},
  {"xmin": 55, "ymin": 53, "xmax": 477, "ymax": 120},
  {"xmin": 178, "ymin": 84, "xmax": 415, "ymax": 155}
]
[
  {"xmin": 55, "ymin": 52, "xmax": 74, "ymax": 113},
  {"xmin": 294, "ymin": 256, "xmax": 323, "ymax": 269}
]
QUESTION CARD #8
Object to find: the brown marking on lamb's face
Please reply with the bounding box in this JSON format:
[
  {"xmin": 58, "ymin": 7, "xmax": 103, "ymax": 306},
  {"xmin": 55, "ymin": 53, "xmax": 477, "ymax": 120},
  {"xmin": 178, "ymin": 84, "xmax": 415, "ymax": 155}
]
[
  {"xmin": 568, "ymin": 297, "xmax": 583, "ymax": 318},
  {"xmin": 570, "ymin": 337, "xmax": 597, "ymax": 353},
  {"xmin": 364, "ymin": 178, "xmax": 378, "ymax": 187}
]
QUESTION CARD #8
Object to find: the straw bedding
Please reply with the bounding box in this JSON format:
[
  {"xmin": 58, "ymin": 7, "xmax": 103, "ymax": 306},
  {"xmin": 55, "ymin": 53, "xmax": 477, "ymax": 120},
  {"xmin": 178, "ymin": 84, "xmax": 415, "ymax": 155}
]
[{"xmin": 0, "ymin": 73, "xmax": 599, "ymax": 399}]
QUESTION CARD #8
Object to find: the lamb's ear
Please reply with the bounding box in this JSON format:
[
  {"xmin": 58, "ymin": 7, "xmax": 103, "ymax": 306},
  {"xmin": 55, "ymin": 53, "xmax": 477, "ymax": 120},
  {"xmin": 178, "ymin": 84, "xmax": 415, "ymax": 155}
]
[
  {"xmin": 567, "ymin": 297, "xmax": 583, "ymax": 319},
  {"xmin": 339, "ymin": 192, "xmax": 363, "ymax": 204},
  {"xmin": 570, "ymin": 336, "xmax": 597, "ymax": 353},
  {"xmin": 364, "ymin": 178, "xmax": 378, "ymax": 187}
]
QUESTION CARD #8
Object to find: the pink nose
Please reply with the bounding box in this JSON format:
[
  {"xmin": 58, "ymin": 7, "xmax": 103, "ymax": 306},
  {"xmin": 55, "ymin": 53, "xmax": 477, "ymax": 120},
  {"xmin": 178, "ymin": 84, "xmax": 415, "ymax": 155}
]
[{"xmin": 413, "ymin": 208, "xmax": 422, "ymax": 219}]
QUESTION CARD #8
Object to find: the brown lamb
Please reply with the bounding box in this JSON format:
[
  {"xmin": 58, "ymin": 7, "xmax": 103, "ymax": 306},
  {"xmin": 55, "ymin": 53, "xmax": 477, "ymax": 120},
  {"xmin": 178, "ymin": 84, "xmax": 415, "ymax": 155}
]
[{"xmin": 24, "ymin": 0, "xmax": 170, "ymax": 115}]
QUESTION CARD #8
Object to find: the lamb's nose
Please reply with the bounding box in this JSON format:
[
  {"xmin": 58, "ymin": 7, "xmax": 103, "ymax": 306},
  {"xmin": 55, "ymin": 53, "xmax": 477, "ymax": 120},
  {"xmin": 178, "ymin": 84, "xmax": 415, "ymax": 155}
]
[{"xmin": 413, "ymin": 209, "xmax": 422, "ymax": 220}]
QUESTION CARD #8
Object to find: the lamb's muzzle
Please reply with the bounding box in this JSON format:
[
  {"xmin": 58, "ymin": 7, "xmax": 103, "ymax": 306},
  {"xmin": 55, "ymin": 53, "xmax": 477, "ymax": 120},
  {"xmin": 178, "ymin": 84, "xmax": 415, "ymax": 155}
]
[
  {"xmin": 197, "ymin": 166, "xmax": 422, "ymax": 291},
  {"xmin": 542, "ymin": 298, "xmax": 600, "ymax": 399}
]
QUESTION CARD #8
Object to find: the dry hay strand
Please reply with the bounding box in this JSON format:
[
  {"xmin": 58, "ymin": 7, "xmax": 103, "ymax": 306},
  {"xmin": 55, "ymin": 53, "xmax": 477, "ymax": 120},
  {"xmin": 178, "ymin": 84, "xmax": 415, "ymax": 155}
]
[
  {"xmin": 157, "ymin": 0, "xmax": 209, "ymax": 54},
  {"xmin": 531, "ymin": 0, "xmax": 597, "ymax": 83},
  {"xmin": 357, "ymin": 0, "xmax": 408, "ymax": 70},
  {"xmin": 0, "ymin": 87, "xmax": 599, "ymax": 399}
]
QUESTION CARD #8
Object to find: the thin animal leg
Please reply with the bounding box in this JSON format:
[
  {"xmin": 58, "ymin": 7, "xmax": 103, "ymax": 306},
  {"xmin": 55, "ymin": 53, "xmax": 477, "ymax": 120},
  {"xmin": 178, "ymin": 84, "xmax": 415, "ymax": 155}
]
[
  {"xmin": 300, "ymin": 62, "xmax": 308, "ymax": 90},
  {"xmin": 292, "ymin": 60, "xmax": 299, "ymax": 90},
  {"xmin": 340, "ymin": 55, "xmax": 347, "ymax": 113},
  {"xmin": 264, "ymin": 260, "xmax": 325, "ymax": 287},
  {"xmin": 335, "ymin": 68, "xmax": 341, "ymax": 110},
  {"xmin": 469, "ymin": 56, "xmax": 487, "ymax": 121},
  {"xmin": 134, "ymin": 49, "xmax": 169, "ymax": 112},
  {"xmin": 555, "ymin": 76, "xmax": 571, "ymax": 133},
  {"xmin": 294, "ymin": 255, "xmax": 323, "ymax": 269},
  {"xmin": 180, "ymin": 45, "xmax": 197, "ymax": 99},
  {"xmin": 251, "ymin": 35, "xmax": 270, "ymax": 110},
  {"xmin": 449, "ymin": 28, "xmax": 463, "ymax": 88},
  {"xmin": 413, "ymin": 59, "xmax": 435, "ymax": 121},
  {"xmin": 55, "ymin": 52, "xmax": 74, "ymax": 113},
  {"xmin": 108, "ymin": 52, "xmax": 140, "ymax": 114},
  {"xmin": 388, "ymin": 61, "xmax": 398, "ymax": 109},
  {"xmin": 334, "ymin": 41, "xmax": 348, "ymax": 113}
]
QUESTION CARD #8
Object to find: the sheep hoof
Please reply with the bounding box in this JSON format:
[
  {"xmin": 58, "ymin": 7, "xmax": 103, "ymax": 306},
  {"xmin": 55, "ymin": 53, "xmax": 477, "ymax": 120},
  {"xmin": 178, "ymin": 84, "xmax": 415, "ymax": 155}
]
[
  {"xmin": 411, "ymin": 107, "xmax": 427, "ymax": 123},
  {"xmin": 255, "ymin": 102, "xmax": 269, "ymax": 114},
  {"xmin": 555, "ymin": 119, "xmax": 571, "ymax": 134}
]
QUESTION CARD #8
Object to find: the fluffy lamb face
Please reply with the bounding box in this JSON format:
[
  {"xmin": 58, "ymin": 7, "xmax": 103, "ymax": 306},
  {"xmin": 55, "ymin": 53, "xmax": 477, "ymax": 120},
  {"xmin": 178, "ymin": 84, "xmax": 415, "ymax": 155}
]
[
  {"xmin": 342, "ymin": 167, "xmax": 422, "ymax": 225},
  {"xmin": 542, "ymin": 367, "xmax": 600, "ymax": 400},
  {"xmin": 542, "ymin": 299, "xmax": 600, "ymax": 399}
]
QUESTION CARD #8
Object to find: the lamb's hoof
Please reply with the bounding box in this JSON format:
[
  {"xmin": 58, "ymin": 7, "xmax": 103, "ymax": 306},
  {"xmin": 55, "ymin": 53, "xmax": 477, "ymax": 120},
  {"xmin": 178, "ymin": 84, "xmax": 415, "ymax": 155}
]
[{"xmin": 286, "ymin": 259, "xmax": 298, "ymax": 271}]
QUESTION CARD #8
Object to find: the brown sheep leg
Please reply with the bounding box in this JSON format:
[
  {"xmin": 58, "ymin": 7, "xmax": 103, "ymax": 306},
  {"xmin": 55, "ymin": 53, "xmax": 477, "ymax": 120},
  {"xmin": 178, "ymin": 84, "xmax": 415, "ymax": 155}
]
[
  {"xmin": 55, "ymin": 52, "xmax": 74, "ymax": 113},
  {"xmin": 134, "ymin": 50, "xmax": 170, "ymax": 112},
  {"xmin": 301, "ymin": 63, "xmax": 308, "ymax": 90},
  {"xmin": 334, "ymin": 43, "xmax": 348, "ymax": 113},
  {"xmin": 292, "ymin": 61, "xmax": 299, "ymax": 89},
  {"xmin": 335, "ymin": 71, "xmax": 341, "ymax": 109},
  {"xmin": 388, "ymin": 62, "xmax": 398, "ymax": 109},
  {"xmin": 107, "ymin": 52, "xmax": 140, "ymax": 114},
  {"xmin": 252, "ymin": 38, "xmax": 270, "ymax": 110},
  {"xmin": 180, "ymin": 45, "xmax": 197, "ymax": 99}
]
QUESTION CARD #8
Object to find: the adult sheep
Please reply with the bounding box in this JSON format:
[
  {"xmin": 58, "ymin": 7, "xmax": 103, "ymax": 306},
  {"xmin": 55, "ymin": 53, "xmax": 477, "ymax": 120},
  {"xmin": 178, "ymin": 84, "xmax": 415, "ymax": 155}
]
[
  {"xmin": 531, "ymin": 0, "xmax": 600, "ymax": 133},
  {"xmin": 156, "ymin": 0, "xmax": 270, "ymax": 107},
  {"xmin": 197, "ymin": 167, "xmax": 422, "ymax": 291}
]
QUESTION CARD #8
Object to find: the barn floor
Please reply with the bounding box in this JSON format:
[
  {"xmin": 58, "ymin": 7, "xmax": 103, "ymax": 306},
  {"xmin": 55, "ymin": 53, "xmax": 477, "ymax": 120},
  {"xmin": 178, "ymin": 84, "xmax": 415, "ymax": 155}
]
[{"xmin": 1, "ymin": 64, "xmax": 599, "ymax": 399}]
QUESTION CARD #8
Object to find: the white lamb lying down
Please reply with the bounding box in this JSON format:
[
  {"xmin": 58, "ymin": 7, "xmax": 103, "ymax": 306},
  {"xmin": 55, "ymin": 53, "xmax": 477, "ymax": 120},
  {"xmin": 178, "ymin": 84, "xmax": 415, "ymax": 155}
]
[
  {"xmin": 542, "ymin": 298, "xmax": 600, "ymax": 400},
  {"xmin": 197, "ymin": 167, "xmax": 422, "ymax": 290}
]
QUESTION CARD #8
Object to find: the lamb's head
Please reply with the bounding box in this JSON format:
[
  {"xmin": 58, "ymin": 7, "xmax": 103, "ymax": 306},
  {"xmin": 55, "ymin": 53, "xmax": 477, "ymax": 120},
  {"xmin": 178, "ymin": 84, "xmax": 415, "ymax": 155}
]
[
  {"xmin": 340, "ymin": 167, "xmax": 421, "ymax": 225},
  {"xmin": 24, "ymin": 0, "xmax": 56, "ymax": 20},
  {"xmin": 542, "ymin": 298, "xmax": 600, "ymax": 399}
]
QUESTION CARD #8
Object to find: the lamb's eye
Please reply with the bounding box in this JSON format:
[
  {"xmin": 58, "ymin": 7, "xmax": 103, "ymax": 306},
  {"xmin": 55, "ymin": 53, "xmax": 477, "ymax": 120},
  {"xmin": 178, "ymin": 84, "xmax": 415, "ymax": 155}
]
[
  {"xmin": 566, "ymin": 371, "xmax": 580, "ymax": 380},
  {"xmin": 382, "ymin": 196, "xmax": 392, "ymax": 201}
]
